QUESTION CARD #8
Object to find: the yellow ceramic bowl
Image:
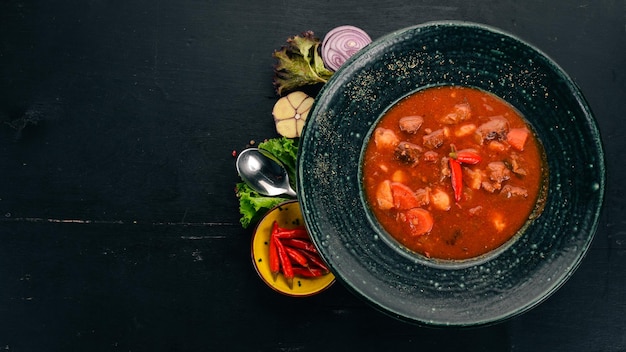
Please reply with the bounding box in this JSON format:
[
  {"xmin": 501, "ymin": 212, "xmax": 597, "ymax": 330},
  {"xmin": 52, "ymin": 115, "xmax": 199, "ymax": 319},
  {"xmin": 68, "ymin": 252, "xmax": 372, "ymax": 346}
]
[{"xmin": 251, "ymin": 200, "xmax": 335, "ymax": 297}]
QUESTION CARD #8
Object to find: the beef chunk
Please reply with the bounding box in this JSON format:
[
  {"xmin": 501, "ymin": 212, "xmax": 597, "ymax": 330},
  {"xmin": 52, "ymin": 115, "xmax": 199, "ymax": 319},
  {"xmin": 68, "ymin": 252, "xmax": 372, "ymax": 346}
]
[
  {"xmin": 476, "ymin": 116, "xmax": 509, "ymax": 142},
  {"xmin": 501, "ymin": 185, "xmax": 528, "ymax": 198},
  {"xmin": 481, "ymin": 161, "xmax": 511, "ymax": 192},
  {"xmin": 414, "ymin": 188, "xmax": 430, "ymax": 206},
  {"xmin": 487, "ymin": 161, "xmax": 511, "ymax": 184},
  {"xmin": 481, "ymin": 181, "xmax": 498, "ymax": 193},
  {"xmin": 394, "ymin": 141, "xmax": 423, "ymax": 165},
  {"xmin": 468, "ymin": 206, "xmax": 483, "ymax": 216},
  {"xmin": 440, "ymin": 156, "xmax": 451, "ymax": 179},
  {"xmin": 399, "ymin": 115, "xmax": 424, "ymax": 134},
  {"xmin": 422, "ymin": 129, "xmax": 446, "ymax": 149},
  {"xmin": 508, "ymin": 153, "xmax": 528, "ymax": 176},
  {"xmin": 423, "ymin": 150, "xmax": 439, "ymax": 162},
  {"xmin": 440, "ymin": 103, "xmax": 471, "ymax": 124}
]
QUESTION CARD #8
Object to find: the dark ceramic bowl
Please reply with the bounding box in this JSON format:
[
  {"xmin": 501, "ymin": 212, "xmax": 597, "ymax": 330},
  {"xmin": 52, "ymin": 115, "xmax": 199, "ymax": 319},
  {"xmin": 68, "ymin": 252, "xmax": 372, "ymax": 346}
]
[{"xmin": 297, "ymin": 21, "xmax": 605, "ymax": 326}]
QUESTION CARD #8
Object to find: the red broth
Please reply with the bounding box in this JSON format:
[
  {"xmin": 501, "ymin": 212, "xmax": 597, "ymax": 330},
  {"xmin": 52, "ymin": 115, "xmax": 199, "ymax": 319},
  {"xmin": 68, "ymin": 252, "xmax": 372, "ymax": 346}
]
[{"xmin": 362, "ymin": 86, "xmax": 548, "ymax": 260}]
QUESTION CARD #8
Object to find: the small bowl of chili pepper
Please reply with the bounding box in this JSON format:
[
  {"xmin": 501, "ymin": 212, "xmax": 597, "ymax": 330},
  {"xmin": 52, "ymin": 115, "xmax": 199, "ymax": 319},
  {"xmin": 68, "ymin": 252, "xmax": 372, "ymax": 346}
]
[{"xmin": 251, "ymin": 200, "xmax": 335, "ymax": 297}]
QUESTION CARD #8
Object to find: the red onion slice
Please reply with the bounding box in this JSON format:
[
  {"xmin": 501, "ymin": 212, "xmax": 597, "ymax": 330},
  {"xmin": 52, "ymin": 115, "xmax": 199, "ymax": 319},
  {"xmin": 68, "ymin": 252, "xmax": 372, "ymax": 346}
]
[{"xmin": 321, "ymin": 25, "xmax": 372, "ymax": 71}]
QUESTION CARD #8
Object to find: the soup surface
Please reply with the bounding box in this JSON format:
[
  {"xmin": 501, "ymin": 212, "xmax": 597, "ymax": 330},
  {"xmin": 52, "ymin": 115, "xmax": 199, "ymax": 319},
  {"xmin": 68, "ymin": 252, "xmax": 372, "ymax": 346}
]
[{"xmin": 362, "ymin": 86, "xmax": 547, "ymax": 260}]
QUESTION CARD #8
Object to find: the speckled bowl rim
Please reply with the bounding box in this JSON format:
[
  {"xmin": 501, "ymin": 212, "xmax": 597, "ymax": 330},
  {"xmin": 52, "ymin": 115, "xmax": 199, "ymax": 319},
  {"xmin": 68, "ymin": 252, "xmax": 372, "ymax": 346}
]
[{"xmin": 297, "ymin": 21, "xmax": 606, "ymax": 326}]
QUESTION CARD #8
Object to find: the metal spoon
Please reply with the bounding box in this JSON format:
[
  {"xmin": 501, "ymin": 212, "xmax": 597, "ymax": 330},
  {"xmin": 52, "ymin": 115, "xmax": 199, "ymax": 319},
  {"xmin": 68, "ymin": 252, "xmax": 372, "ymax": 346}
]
[{"xmin": 236, "ymin": 148, "xmax": 297, "ymax": 198}]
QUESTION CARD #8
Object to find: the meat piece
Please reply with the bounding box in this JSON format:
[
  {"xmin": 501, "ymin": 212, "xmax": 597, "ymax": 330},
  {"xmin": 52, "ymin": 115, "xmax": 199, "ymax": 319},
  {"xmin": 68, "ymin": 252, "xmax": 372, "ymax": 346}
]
[
  {"xmin": 468, "ymin": 206, "xmax": 483, "ymax": 216},
  {"xmin": 414, "ymin": 188, "xmax": 430, "ymax": 207},
  {"xmin": 423, "ymin": 151, "xmax": 439, "ymax": 162},
  {"xmin": 481, "ymin": 161, "xmax": 511, "ymax": 192},
  {"xmin": 481, "ymin": 181, "xmax": 498, "ymax": 193},
  {"xmin": 422, "ymin": 129, "xmax": 446, "ymax": 149},
  {"xmin": 476, "ymin": 116, "xmax": 509, "ymax": 142},
  {"xmin": 374, "ymin": 127, "xmax": 399, "ymax": 149},
  {"xmin": 394, "ymin": 141, "xmax": 423, "ymax": 166},
  {"xmin": 399, "ymin": 115, "xmax": 424, "ymax": 134},
  {"xmin": 508, "ymin": 154, "xmax": 527, "ymax": 176},
  {"xmin": 440, "ymin": 156, "xmax": 451, "ymax": 180},
  {"xmin": 501, "ymin": 185, "xmax": 528, "ymax": 198},
  {"xmin": 440, "ymin": 103, "xmax": 471, "ymax": 124},
  {"xmin": 487, "ymin": 161, "xmax": 511, "ymax": 184}
]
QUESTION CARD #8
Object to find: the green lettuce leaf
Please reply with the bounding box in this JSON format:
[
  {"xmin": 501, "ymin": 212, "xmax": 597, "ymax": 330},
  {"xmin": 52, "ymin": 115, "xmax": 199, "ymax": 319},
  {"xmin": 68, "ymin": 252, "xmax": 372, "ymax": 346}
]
[
  {"xmin": 235, "ymin": 137, "xmax": 299, "ymax": 228},
  {"xmin": 273, "ymin": 31, "xmax": 334, "ymax": 96},
  {"xmin": 236, "ymin": 182, "xmax": 289, "ymax": 228}
]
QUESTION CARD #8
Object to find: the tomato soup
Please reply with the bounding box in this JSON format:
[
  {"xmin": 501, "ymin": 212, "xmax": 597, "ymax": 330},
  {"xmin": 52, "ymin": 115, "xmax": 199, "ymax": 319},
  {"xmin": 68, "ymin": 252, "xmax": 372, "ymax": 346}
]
[{"xmin": 362, "ymin": 86, "xmax": 548, "ymax": 260}]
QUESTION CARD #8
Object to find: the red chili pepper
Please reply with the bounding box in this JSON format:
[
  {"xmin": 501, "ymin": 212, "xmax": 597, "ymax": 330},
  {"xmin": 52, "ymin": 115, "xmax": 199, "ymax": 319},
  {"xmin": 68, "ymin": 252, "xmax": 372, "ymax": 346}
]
[
  {"xmin": 456, "ymin": 150, "xmax": 482, "ymax": 165},
  {"xmin": 285, "ymin": 246, "xmax": 309, "ymax": 267},
  {"xmin": 448, "ymin": 145, "xmax": 480, "ymax": 202},
  {"xmin": 279, "ymin": 224, "xmax": 306, "ymax": 231},
  {"xmin": 455, "ymin": 150, "xmax": 482, "ymax": 164},
  {"xmin": 297, "ymin": 248, "xmax": 330, "ymax": 273},
  {"xmin": 274, "ymin": 228, "xmax": 309, "ymax": 239},
  {"xmin": 449, "ymin": 145, "xmax": 481, "ymax": 165},
  {"xmin": 282, "ymin": 238, "xmax": 318, "ymax": 253},
  {"xmin": 269, "ymin": 221, "xmax": 280, "ymax": 278},
  {"xmin": 273, "ymin": 236, "xmax": 294, "ymax": 287},
  {"xmin": 292, "ymin": 267, "xmax": 325, "ymax": 278},
  {"xmin": 449, "ymin": 158, "xmax": 463, "ymax": 202}
]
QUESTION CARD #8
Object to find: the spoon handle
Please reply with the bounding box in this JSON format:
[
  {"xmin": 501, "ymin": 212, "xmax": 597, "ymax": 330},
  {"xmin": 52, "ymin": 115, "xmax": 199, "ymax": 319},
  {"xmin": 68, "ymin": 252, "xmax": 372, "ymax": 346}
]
[{"xmin": 284, "ymin": 186, "xmax": 297, "ymax": 198}]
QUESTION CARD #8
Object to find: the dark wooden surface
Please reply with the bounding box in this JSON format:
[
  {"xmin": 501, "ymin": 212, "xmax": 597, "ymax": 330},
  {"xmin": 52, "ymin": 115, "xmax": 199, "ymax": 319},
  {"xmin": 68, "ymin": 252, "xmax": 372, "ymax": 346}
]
[{"xmin": 1, "ymin": 1, "xmax": 625, "ymax": 351}]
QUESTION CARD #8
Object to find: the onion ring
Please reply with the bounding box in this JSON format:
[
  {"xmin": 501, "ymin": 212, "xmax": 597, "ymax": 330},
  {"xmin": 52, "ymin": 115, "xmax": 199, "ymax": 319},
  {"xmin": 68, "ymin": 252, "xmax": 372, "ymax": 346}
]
[{"xmin": 321, "ymin": 25, "xmax": 372, "ymax": 71}]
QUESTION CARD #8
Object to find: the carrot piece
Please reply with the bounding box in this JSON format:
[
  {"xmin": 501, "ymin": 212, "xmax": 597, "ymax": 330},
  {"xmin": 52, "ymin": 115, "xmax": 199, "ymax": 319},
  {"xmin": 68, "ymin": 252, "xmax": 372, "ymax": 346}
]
[
  {"xmin": 403, "ymin": 208, "xmax": 434, "ymax": 236},
  {"xmin": 507, "ymin": 128, "xmax": 529, "ymax": 151},
  {"xmin": 391, "ymin": 182, "xmax": 420, "ymax": 210}
]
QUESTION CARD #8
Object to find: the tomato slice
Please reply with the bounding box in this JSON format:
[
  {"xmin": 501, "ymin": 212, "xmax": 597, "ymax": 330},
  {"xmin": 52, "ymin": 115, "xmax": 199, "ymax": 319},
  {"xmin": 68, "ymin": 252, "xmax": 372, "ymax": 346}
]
[
  {"xmin": 390, "ymin": 182, "xmax": 420, "ymax": 210},
  {"xmin": 403, "ymin": 208, "xmax": 434, "ymax": 236}
]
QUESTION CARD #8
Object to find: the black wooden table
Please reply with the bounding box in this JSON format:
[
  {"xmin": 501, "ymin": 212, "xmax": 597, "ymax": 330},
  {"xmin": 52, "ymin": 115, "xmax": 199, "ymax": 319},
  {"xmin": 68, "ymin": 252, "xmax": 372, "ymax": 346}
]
[{"xmin": 1, "ymin": 1, "xmax": 624, "ymax": 351}]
